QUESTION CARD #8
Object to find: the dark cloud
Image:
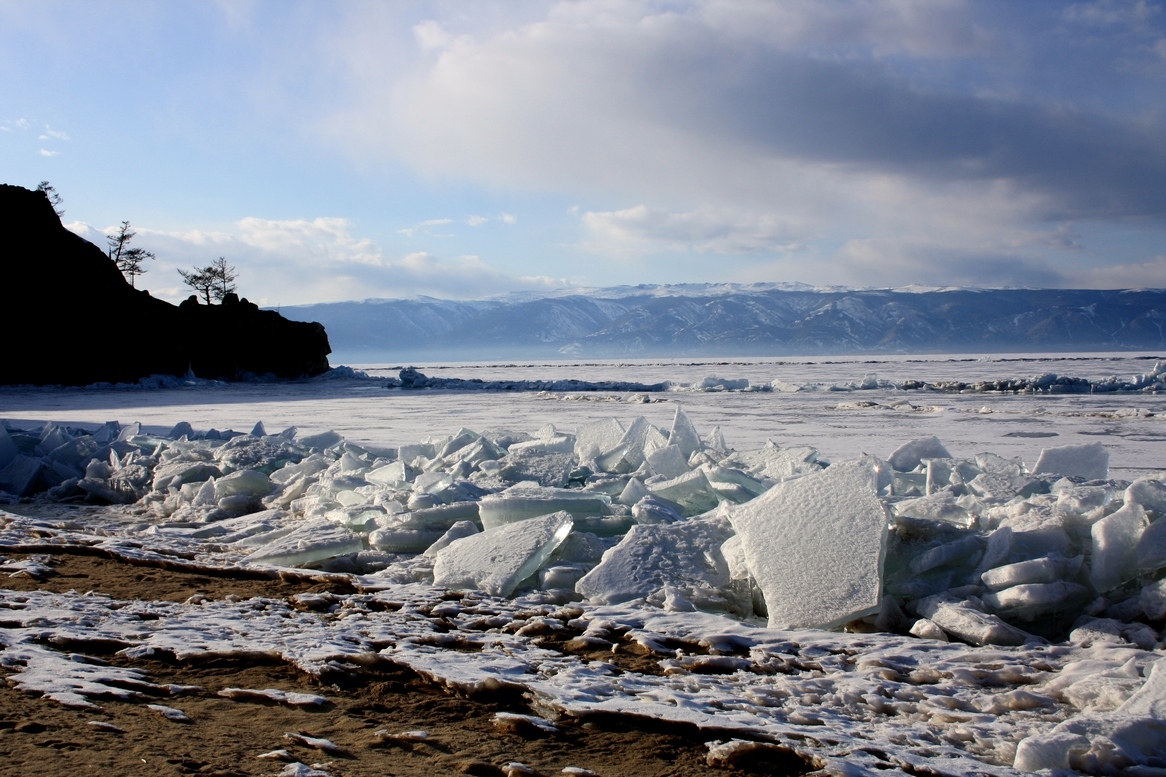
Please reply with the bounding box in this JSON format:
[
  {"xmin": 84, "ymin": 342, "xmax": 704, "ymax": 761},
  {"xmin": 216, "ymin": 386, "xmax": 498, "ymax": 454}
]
[{"xmin": 632, "ymin": 36, "xmax": 1166, "ymax": 220}]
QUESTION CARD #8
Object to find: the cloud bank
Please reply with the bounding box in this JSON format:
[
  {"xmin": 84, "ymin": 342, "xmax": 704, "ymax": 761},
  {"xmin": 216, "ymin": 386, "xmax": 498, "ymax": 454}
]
[{"xmin": 324, "ymin": 0, "xmax": 1166, "ymax": 289}]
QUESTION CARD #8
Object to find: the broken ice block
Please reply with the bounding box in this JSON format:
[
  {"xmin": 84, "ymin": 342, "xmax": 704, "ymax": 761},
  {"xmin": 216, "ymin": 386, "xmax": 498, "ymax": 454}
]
[
  {"xmin": 616, "ymin": 477, "xmax": 650, "ymax": 506},
  {"xmin": 0, "ymin": 455, "xmax": 45, "ymax": 497},
  {"xmin": 1031, "ymin": 442, "xmax": 1109, "ymax": 480},
  {"xmin": 595, "ymin": 417, "xmax": 659, "ymax": 473},
  {"xmin": 645, "ymin": 445, "xmax": 689, "ymax": 480},
  {"xmin": 575, "ymin": 516, "xmax": 738, "ymax": 610},
  {"xmin": 1140, "ymin": 579, "xmax": 1166, "ymax": 620},
  {"xmin": 214, "ymin": 470, "xmax": 274, "ymax": 501},
  {"xmin": 368, "ymin": 528, "xmax": 446, "ymax": 553},
  {"xmin": 728, "ymin": 459, "xmax": 887, "ymax": 630},
  {"xmin": 914, "ymin": 597, "xmax": 1033, "ymax": 646},
  {"xmin": 433, "ymin": 510, "xmax": 573, "ymax": 597},
  {"xmin": 0, "ymin": 426, "xmax": 18, "ymax": 470},
  {"xmin": 667, "ymin": 406, "xmax": 701, "ymax": 459},
  {"xmin": 907, "ymin": 535, "xmax": 983, "ymax": 576},
  {"xmin": 508, "ymin": 436, "xmax": 575, "ymax": 455},
  {"xmin": 366, "ymin": 460, "xmax": 413, "ymax": 487},
  {"xmin": 982, "ymin": 581, "xmax": 1090, "ymax": 621},
  {"xmin": 887, "ymin": 436, "xmax": 952, "ymax": 473},
  {"xmin": 1014, "ymin": 657, "xmax": 1166, "ymax": 772},
  {"xmin": 246, "ymin": 519, "xmax": 364, "ymax": 567},
  {"xmin": 1138, "ymin": 517, "xmax": 1166, "ymax": 573},
  {"xmin": 1127, "ymin": 478, "xmax": 1166, "ymax": 516},
  {"xmin": 909, "ymin": 619, "xmax": 948, "ymax": 641},
  {"xmin": 298, "ymin": 430, "xmax": 343, "ymax": 450},
  {"xmin": 631, "ymin": 495, "xmax": 684, "ymax": 524},
  {"xmin": 1090, "ymin": 503, "xmax": 1149, "ymax": 592},
  {"xmin": 152, "ymin": 461, "xmax": 221, "ymax": 492},
  {"xmin": 498, "ymin": 449, "xmax": 573, "ymax": 488},
  {"xmin": 757, "ymin": 446, "xmax": 821, "ymax": 481},
  {"xmin": 478, "ymin": 487, "xmax": 610, "ymax": 530},
  {"xmin": 980, "ymin": 555, "xmax": 1083, "ymax": 590},
  {"xmin": 891, "ymin": 491, "xmax": 972, "ymax": 528},
  {"xmin": 574, "ymin": 418, "xmax": 624, "ymax": 461},
  {"xmin": 423, "ymin": 520, "xmax": 479, "ymax": 557},
  {"xmin": 645, "ymin": 469, "xmax": 719, "ymax": 516}
]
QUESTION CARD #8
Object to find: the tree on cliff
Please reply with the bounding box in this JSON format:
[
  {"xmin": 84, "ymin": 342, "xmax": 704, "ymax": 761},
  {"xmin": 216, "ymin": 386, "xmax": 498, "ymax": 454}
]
[
  {"xmin": 179, "ymin": 256, "xmax": 237, "ymax": 304},
  {"xmin": 107, "ymin": 220, "xmax": 154, "ymax": 288},
  {"xmin": 36, "ymin": 181, "xmax": 64, "ymax": 217}
]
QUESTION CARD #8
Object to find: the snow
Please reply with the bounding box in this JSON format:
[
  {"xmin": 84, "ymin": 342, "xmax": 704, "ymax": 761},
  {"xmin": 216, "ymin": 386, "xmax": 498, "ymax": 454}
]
[{"xmin": 3, "ymin": 352, "xmax": 1166, "ymax": 776}]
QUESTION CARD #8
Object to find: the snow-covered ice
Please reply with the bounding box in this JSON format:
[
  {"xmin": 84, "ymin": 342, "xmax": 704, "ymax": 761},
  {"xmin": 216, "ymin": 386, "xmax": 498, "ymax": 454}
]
[{"xmin": 2, "ymin": 352, "xmax": 1166, "ymax": 775}]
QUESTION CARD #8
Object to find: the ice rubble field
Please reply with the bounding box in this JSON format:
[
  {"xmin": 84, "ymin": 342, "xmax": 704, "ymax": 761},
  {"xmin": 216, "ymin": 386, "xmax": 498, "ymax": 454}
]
[{"xmin": 3, "ymin": 354, "xmax": 1166, "ymax": 774}]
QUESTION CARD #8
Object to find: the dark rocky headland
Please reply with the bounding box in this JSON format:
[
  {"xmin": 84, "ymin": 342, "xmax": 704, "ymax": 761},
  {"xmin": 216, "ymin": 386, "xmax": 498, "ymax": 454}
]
[{"xmin": 1, "ymin": 184, "xmax": 330, "ymax": 385}]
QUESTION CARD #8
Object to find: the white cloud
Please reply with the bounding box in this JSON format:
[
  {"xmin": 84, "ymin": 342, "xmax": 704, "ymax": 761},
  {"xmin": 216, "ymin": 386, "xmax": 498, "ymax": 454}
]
[
  {"xmin": 312, "ymin": 0, "xmax": 1166, "ymax": 290},
  {"xmin": 581, "ymin": 205, "xmax": 805, "ymax": 256},
  {"xmin": 38, "ymin": 149, "xmax": 59, "ymax": 157},
  {"xmin": 12, "ymin": 118, "xmax": 28, "ymax": 130},
  {"xmin": 413, "ymin": 20, "xmax": 453, "ymax": 51},
  {"xmin": 66, "ymin": 216, "xmax": 561, "ymax": 305},
  {"xmin": 466, "ymin": 215, "xmax": 488, "ymax": 226},
  {"xmin": 1065, "ymin": 256, "xmax": 1166, "ymax": 288},
  {"xmin": 500, "ymin": 212, "xmax": 517, "ymax": 224},
  {"xmin": 39, "ymin": 126, "xmax": 69, "ymax": 141},
  {"xmin": 398, "ymin": 217, "xmax": 455, "ymax": 238}
]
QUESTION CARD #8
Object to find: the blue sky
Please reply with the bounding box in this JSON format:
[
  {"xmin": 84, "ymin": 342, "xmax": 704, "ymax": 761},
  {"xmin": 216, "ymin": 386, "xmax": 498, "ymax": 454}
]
[{"xmin": 3, "ymin": 0, "xmax": 1165, "ymax": 306}]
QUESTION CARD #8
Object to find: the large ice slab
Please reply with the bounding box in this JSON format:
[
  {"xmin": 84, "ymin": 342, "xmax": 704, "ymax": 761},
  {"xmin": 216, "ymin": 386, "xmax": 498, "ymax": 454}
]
[
  {"xmin": 887, "ymin": 436, "xmax": 951, "ymax": 473},
  {"xmin": 729, "ymin": 459, "xmax": 887, "ymax": 629},
  {"xmin": 1090, "ymin": 503, "xmax": 1148, "ymax": 592},
  {"xmin": 1032, "ymin": 442, "xmax": 1110, "ymax": 480},
  {"xmin": 575, "ymin": 516, "xmax": 739, "ymax": 611},
  {"xmin": 432, "ymin": 510, "xmax": 573, "ymax": 597},
  {"xmin": 245, "ymin": 519, "xmax": 364, "ymax": 567},
  {"xmin": 477, "ymin": 486, "xmax": 610, "ymax": 530}
]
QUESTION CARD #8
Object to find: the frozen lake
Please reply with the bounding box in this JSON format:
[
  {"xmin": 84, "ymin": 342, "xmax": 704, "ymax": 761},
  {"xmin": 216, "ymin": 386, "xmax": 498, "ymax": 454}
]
[
  {"xmin": 5, "ymin": 351, "xmax": 1166, "ymax": 775},
  {"xmin": 3, "ymin": 352, "xmax": 1165, "ymax": 480}
]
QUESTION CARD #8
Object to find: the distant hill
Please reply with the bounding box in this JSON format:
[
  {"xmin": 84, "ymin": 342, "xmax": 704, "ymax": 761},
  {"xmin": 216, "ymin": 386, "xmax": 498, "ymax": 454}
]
[{"xmin": 277, "ymin": 284, "xmax": 1166, "ymax": 362}]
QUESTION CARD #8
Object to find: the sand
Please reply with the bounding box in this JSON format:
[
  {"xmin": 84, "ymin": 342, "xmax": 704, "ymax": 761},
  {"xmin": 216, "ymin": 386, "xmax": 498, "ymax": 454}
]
[{"xmin": 0, "ymin": 552, "xmax": 811, "ymax": 777}]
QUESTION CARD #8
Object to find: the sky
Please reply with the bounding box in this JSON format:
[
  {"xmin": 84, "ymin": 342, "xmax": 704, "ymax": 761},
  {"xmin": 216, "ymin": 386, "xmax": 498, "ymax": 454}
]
[{"xmin": 2, "ymin": 0, "xmax": 1166, "ymax": 307}]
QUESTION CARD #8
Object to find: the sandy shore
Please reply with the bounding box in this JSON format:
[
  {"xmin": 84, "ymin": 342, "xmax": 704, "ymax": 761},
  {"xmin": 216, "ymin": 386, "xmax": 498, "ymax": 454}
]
[{"xmin": 0, "ymin": 552, "xmax": 810, "ymax": 777}]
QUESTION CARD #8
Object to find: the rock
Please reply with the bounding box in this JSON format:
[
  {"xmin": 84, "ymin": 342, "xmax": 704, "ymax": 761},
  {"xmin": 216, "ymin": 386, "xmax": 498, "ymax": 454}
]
[{"xmin": 0, "ymin": 183, "xmax": 331, "ymax": 385}]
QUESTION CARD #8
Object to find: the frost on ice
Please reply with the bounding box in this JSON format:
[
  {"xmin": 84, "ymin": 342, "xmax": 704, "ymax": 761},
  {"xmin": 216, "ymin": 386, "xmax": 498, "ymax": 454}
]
[
  {"xmin": 10, "ymin": 406, "xmax": 1166, "ymax": 774},
  {"xmin": 728, "ymin": 459, "xmax": 886, "ymax": 629}
]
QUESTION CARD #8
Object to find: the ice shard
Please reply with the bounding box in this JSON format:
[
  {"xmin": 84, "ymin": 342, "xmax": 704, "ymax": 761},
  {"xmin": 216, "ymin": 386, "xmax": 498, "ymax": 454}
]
[
  {"xmin": 433, "ymin": 510, "xmax": 574, "ymax": 597},
  {"xmin": 729, "ymin": 459, "xmax": 887, "ymax": 629},
  {"xmin": 1032, "ymin": 442, "xmax": 1110, "ymax": 480}
]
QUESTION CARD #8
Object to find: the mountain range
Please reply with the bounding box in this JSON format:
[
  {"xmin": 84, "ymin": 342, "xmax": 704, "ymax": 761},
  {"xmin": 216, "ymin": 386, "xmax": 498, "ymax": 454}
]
[{"xmin": 277, "ymin": 284, "xmax": 1166, "ymax": 362}]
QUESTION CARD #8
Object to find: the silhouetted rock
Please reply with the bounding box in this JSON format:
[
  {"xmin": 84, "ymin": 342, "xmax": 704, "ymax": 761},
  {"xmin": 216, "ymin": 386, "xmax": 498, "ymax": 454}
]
[{"xmin": 0, "ymin": 183, "xmax": 331, "ymax": 385}]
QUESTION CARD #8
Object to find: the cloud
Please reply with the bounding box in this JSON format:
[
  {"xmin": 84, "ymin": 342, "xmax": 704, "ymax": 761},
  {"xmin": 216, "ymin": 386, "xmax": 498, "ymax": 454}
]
[
  {"xmin": 1064, "ymin": 0, "xmax": 1160, "ymax": 30},
  {"xmin": 1065, "ymin": 255, "xmax": 1166, "ymax": 288},
  {"xmin": 413, "ymin": 20, "xmax": 453, "ymax": 51},
  {"xmin": 65, "ymin": 216, "xmax": 563, "ymax": 305},
  {"xmin": 500, "ymin": 212, "xmax": 517, "ymax": 224},
  {"xmin": 466, "ymin": 215, "xmax": 488, "ymax": 227},
  {"xmin": 397, "ymin": 217, "xmax": 454, "ymax": 238},
  {"xmin": 38, "ymin": 126, "xmax": 69, "ymax": 141},
  {"xmin": 581, "ymin": 205, "xmax": 805, "ymax": 256},
  {"xmin": 295, "ymin": 0, "xmax": 1165, "ymax": 289},
  {"xmin": 834, "ymin": 238, "xmax": 1067, "ymax": 288},
  {"xmin": 38, "ymin": 149, "xmax": 59, "ymax": 157}
]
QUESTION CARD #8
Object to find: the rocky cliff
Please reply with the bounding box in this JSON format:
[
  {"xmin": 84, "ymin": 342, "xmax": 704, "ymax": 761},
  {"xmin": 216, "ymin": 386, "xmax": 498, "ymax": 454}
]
[{"xmin": 1, "ymin": 183, "xmax": 330, "ymax": 385}]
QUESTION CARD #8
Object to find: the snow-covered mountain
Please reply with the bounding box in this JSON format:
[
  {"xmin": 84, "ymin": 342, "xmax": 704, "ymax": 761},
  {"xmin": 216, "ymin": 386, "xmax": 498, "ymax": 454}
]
[{"xmin": 278, "ymin": 285, "xmax": 1166, "ymax": 361}]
